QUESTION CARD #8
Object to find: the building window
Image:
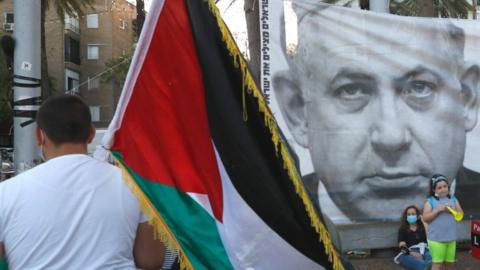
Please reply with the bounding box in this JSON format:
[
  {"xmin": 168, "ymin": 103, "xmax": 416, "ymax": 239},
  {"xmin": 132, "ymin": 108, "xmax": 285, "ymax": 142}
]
[
  {"xmin": 3, "ymin": 12, "xmax": 14, "ymax": 32},
  {"xmin": 120, "ymin": 19, "xmax": 128, "ymax": 30},
  {"xmin": 65, "ymin": 37, "xmax": 80, "ymax": 65},
  {"xmin": 4, "ymin": 12, "xmax": 13, "ymax": 23},
  {"xmin": 86, "ymin": 14, "xmax": 98, "ymax": 28},
  {"xmin": 88, "ymin": 76, "xmax": 100, "ymax": 90},
  {"xmin": 90, "ymin": 106, "xmax": 100, "ymax": 122},
  {"xmin": 87, "ymin": 45, "xmax": 99, "ymax": 60},
  {"xmin": 65, "ymin": 69, "xmax": 80, "ymax": 94}
]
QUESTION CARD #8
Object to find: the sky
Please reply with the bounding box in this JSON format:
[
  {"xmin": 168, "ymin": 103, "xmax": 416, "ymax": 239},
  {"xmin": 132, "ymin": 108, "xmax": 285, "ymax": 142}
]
[
  {"xmin": 127, "ymin": 0, "xmax": 249, "ymax": 56},
  {"xmin": 126, "ymin": 0, "xmax": 152, "ymax": 11},
  {"xmin": 216, "ymin": 0, "xmax": 249, "ymax": 56}
]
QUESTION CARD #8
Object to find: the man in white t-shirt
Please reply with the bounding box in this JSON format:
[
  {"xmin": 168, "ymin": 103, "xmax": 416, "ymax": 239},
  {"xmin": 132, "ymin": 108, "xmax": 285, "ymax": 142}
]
[{"xmin": 0, "ymin": 94, "xmax": 165, "ymax": 269}]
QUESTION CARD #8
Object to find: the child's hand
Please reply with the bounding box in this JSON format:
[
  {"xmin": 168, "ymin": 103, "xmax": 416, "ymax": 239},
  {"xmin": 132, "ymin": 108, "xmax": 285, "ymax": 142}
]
[{"xmin": 437, "ymin": 204, "xmax": 447, "ymax": 212}]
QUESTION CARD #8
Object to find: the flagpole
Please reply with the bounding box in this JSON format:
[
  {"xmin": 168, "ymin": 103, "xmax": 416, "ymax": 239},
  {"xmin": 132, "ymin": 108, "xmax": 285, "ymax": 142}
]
[
  {"xmin": 13, "ymin": 0, "xmax": 42, "ymax": 173},
  {"xmin": 370, "ymin": 0, "xmax": 389, "ymax": 13}
]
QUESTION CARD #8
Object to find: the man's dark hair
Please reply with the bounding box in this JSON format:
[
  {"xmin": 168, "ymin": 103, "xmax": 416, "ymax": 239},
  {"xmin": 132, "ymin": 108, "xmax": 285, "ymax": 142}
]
[{"xmin": 36, "ymin": 94, "xmax": 92, "ymax": 145}]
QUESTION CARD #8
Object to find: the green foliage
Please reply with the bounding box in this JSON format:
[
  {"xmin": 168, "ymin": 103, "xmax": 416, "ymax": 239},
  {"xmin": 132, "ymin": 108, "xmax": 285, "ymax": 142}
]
[
  {"xmin": 390, "ymin": 0, "xmax": 472, "ymax": 18},
  {"xmin": 42, "ymin": 0, "xmax": 95, "ymax": 22},
  {"xmin": 132, "ymin": 19, "xmax": 139, "ymax": 40},
  {"xmin": 40, "ymin": 0, "xmax": 95, "ymax": 98},
  {"xmin": 324, "ymin": 0, "xmax": 473, "ymax": 18},
  {"xmin": 433, "ymin": 0, "xmax": 472, "ymax": 18},
  {"xmin": 0, "ymin": 46, "xmax": 12, "ymax": 123},
  {"xmin": 323, "ymin": 0, "xmax": 357, "ymax": 7},
  {"xmin": 102, "ymin": 53, "xmax": 133, "ymax": 85},
  {"xmin": 390, "ymin": 0, "xmax": 424, "ymax": 16}
]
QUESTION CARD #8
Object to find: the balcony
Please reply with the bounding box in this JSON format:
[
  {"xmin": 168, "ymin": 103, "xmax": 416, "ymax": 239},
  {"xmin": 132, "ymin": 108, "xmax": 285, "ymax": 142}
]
[
  {"xmin": 64, "ymin": 17, "xmax": 79, "ymax": 34},
  {"xmin": 3, "ymin": 23, "xmax": 13, "ymax": 32}
]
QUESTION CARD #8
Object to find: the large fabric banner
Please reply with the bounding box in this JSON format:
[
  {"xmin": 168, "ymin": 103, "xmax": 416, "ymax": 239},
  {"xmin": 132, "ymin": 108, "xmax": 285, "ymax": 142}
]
[{"xmin": 261, "ymin": 0, "xmax": 480, "ymax": 249}]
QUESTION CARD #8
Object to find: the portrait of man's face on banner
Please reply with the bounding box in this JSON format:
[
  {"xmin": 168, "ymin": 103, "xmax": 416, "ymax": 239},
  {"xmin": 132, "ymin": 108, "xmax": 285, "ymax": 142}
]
[{"xmin": 270, "ymin": 1, "xmax": 480, "ymax": 222}]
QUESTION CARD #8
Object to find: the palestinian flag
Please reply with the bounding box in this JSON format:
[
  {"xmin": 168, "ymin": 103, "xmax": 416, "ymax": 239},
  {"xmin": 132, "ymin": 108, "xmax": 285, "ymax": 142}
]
[{"xmin": 98, "ymin": 0, "xmax": 343, "ymax": 269}]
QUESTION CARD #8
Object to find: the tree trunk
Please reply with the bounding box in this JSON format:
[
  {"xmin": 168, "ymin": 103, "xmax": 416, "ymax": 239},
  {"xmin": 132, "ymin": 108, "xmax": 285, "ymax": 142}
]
[
  {"xmin": 244, "ymin": 0, "xmax": 260, "ymax": 84},
  {"xmin": 136, "ymin": 0, "xmax": 146, "ymax": 38},
  {"xmin": 359, "ymin": 0, "xmax": 369, "ymax": 10},
  {"xmin": 420, "ymin": 0, "xmax": 436, "ymax": 17},
  {"xmin": 41, "ymin": 0, "xmax": 51, "ymax": 98},
  {"xmin": 474, "ymin": 0, "xmax": 478, "ymax": 20}
]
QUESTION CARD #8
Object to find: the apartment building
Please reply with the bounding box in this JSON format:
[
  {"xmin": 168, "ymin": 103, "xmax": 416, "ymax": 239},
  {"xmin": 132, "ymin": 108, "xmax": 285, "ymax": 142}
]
[{"xmin": 0, "ymin": 0, "xmax": 136, "ymax": 127}]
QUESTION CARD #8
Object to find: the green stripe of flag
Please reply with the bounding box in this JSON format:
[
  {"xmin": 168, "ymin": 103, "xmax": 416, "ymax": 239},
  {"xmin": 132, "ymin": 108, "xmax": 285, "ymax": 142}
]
[{"xmin": 113, "ymin": 151, "xmax": 233, "ymax": 270}]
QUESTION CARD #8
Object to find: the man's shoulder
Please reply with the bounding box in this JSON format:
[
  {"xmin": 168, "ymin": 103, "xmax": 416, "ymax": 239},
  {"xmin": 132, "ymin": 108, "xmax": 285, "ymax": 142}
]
[
  {"xmin": 0, "ymin": 167, "xmax": 38, "ymax": 210},
  {"xmin": 81, "ymin": 155, "xmax": 120, "ymax": 170},
  {"xmin": 302, "ymin": 173, "xmax": 318, "ymax": 192},
  {"xmin": 457, "ymin": 166, "xmax": 480, "ymax": 183},
  {"xmin": 301, "ymin": 173, "xmax": 320, "ymax": 209},
  {"xmin": 0, "ymin": 164, "xmax": 42, "ymax": 189},
  {"xmin": 48, "ymin": 154, "xmax": 121, "ymax": 176},
  {"xmin": 455, "ymin": 166, "xmax": 480, "ymax": 215},
  {"xmin": 0, "ymin": 156, "xmax": 121, "ymax": 192}
]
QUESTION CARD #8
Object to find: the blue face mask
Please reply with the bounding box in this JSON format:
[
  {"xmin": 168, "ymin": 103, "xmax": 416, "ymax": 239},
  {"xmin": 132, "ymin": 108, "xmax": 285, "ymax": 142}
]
[{"xmin": 407, "ymin": 215, "xmax": 417, "ymax": 224}]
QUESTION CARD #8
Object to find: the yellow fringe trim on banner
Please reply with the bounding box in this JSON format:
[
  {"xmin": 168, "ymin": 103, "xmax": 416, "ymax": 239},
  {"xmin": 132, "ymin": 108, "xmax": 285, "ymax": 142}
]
[
  {"xmin": 114, "ymin": 155, "xmax": 194, "ymax": 270},
  {"xmin": 207, "ymin": 1, "xmax": 344, "ymax": 270}
]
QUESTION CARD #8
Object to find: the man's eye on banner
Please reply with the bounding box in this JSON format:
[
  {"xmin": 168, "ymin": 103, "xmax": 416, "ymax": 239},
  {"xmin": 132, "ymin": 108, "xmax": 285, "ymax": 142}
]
[{"xmin": 263, "ymin": 0, "xmax": 480, "ymax": 250}]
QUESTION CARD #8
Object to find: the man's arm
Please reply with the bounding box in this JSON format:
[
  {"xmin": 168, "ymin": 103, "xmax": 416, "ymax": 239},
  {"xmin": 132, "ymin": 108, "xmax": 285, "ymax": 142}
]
[
  {"xmin": 133, "ymin": 222, "xmax": 166, "ymax": 270},
  {"xmin": 0, "ymin": 243, "xmax": 7, "ymax": 270}
]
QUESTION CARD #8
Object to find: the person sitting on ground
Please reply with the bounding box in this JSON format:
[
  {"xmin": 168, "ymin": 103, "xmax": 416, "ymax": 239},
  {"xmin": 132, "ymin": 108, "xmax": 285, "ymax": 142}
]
[{"xmin": 394, "ymin": 205, "xmax": 432, "ymax": 270}]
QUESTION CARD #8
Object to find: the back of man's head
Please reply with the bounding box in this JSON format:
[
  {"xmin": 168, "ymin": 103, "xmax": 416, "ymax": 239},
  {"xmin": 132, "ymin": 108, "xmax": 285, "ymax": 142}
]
[{"xmin": 36, "ymin": 94, "xmax": 92, "ymax": 145}]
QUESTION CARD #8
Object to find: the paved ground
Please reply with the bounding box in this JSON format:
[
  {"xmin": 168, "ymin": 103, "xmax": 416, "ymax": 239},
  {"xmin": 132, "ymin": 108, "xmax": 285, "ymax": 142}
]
[{"xmin": 348, "ymin": 247, "xmax": 480, "ymax": 270}]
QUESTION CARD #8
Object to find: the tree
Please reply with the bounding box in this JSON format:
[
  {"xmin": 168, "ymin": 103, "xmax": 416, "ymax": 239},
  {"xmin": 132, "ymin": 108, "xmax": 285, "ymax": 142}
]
[
  {"xmin": 135, "ymin": 0, "xmax": 146, "ymax": 38},
  {"xmin": 40, "ymin": 0, "xmax": 94, "ymax": 98},
  {"xmin": 0, "ymin": 48, "xmax": 12, "ymax": 124},
  {"xmin": 0, "ymin": 34, "xmax": 14, "ymax": 120},
  {"xmin": 102, "ymin": 53, "xmax": 132, "ymax": 87},
  {"xmin": 0, "ymin": 41, "xmax": 13, "ymax": 146},
  {"xmin": 324, "ymin": 0, "xmax": 472, "ymax": 17},
  {"xmin": 101, "ymin": 52, "xmax": 132, "ymax": 110},
  {"xmin": 357, "ymin": 0, "xmax": 473, "ymax": 18},
  {"xmin": 242, "ymin": 0, "xmax": 473, "ymax": 80},
  {"xmin": 244, "ymin": 0, "xmax": 260, "ymax": 83}
]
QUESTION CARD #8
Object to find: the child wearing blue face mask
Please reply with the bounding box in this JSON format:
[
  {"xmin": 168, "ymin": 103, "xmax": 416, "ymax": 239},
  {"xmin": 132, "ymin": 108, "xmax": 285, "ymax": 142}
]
[{"xmin": 394, "ymin": 205, "xmax": 432, "ymax": 270}]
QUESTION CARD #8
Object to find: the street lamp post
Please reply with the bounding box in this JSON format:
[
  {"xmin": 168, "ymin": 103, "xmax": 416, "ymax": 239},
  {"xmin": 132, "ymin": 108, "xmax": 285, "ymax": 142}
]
[
  {"xmin": 370, "ymin": 0, "xmax": 390, "ymax": 13},
  {"xmin": 13, "ymin": 0, "xmax": 42, "ymax": 173}
]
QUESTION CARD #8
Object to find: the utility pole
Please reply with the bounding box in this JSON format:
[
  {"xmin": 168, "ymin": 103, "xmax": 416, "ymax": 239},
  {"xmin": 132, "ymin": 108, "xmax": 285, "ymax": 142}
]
[
  {"xmin": 13, "ymin": 0, "xmax": 42, "ymax": 173},
  {"xmin": 370, "ymin": 0, "xmax": 390, "ymax": 13},
  {"xmin": 474, "ymin": 0, "xmax": 478, "ymax": 20}
]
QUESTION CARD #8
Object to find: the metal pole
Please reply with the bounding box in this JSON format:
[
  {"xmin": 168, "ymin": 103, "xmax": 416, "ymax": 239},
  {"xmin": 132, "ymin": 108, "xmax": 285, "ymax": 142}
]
[
  {"xmin": 13, "ymin": 0, "xmax": 42, "ymax": 173},
  {"xmin": 370, "ymin": 0, "xmax": 390, "ymax": 13},
  {"xmin": 474, "ymin": 0, "xmax": 478, "ymax": 20}
]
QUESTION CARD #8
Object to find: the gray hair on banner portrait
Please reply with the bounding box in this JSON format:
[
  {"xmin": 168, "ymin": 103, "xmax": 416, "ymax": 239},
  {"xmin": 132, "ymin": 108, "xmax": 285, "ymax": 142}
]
[{"xmin": 272, "ymin": 1, "xmax": 480, "ymax": 223}]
